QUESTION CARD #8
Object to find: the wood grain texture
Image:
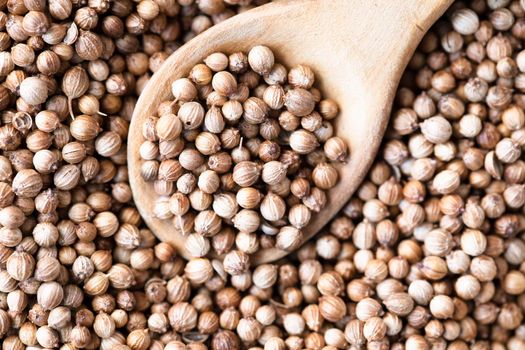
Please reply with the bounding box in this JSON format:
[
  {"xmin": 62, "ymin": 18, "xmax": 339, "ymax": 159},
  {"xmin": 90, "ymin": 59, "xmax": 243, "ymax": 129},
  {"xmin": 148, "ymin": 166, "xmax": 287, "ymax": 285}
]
[{"xmin": 128, "ymin": 0, "xmax": 453, "ymax": 264}]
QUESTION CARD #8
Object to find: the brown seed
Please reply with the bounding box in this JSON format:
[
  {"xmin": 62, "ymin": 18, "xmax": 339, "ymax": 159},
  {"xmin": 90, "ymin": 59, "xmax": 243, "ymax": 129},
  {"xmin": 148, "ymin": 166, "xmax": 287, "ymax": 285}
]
[
  {"xmin": 319, "ymin": 295, "xmax": 346, "ymax": 322},
  {"xmin": 363, "ymin": 317, "xmax": 387, "ymax": 341},
  {"xmin": 232, "ymin": 161, "xmax": 261, "ymax": 187},
  {"xmin": 37, "ymin": 282, "xmax": 63, "ymax": 310},
  {"xmin": 70, "ymin": 115, "xmax": 100, "ymax": 141},
  {"xmin": 276, "ymin": 226, "xmax": 303, "ymax": 252},
  {"xmin": 168, "ymin": 302, "xmax": 198, "ymax": 332},
  {"xmin": 20, "ymin": 77, "xmax": 48, "ymax": 105},
  {"xmin": 503, "ymin": 270, "xmax": 525, "ymax": 295},
  {"xmin": 212, "ymin": 71, "xmax": 237, "ymax": 96},
  {"xmin": 62, "ymin": 66, "xmax": 90, "ymax": 118},
  {"xmin": 223, "ymin": 250, "xmax": 250, "ymax": 276},
  {"xmin": 248, "ymin": 45, "xmax": 274, "ymax": 74},
  {"xmin": 76, "ymin": 30, "xmax": 103, "ymax": 61},
  {"xmin": 429, "ymin": 295, "xmax": 455, "ymax": 319},
  {"xmin": 285, "ymin": 88, "xmax": 316, "ymax": 116},
  {"xmin": 384, "ymin": 293, "xmax": 414, "ymax": 316},
  {"xmin": 6, "ymin": 251, "xmax": 34, "ymax": 281},
  {"xmin": 23, "ymin": 11, "xmax": 50, "ymax": 35},
  {"xmin": 243, "ymin": 97, "xmax": 268, "ymax": 124},
  {"xmin": 312, "ymin": 162, "xmax": 338, "ymax": 190},
  {"xmin": 290, "ymin": 129, "xmax": 319, "ymax": 154},
  {"xmin": 419, "ymin": 256, "xmax": 448, "ymax": 280},
  {"xmin": 424, "ymin": 229, "xmax": 454, "ymax": 257}
]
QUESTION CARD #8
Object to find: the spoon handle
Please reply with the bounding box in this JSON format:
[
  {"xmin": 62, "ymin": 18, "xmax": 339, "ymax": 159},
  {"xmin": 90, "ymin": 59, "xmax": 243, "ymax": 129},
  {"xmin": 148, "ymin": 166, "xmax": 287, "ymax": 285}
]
[{"xmin": 318, "ymin": 0, "xmax": 453, "ymax": 71}]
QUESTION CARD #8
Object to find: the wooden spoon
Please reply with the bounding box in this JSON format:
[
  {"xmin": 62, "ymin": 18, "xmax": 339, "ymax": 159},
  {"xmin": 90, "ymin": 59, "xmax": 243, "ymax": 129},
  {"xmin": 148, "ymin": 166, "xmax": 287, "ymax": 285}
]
[{"xmin": 128, "ymin": 0, "xmax": 453, "ymax": 264}]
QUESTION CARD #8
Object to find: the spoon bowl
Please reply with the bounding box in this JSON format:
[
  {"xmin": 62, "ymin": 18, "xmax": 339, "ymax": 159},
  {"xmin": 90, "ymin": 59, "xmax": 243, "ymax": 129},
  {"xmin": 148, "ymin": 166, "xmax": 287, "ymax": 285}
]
[{"xmin": 128, "ymin": 0, "xmax": 453, "ymax": 264}]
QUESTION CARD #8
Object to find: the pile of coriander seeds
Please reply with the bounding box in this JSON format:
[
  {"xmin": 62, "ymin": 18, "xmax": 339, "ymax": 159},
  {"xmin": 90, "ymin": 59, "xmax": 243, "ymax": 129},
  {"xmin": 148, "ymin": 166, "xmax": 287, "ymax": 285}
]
[
  {"xmin": 138, "ymin": 44, "xmax": 348, "ymax": 268},
  {"xmin": 0, "ymin": 0, "xmax": 524, "ymax": 350}
]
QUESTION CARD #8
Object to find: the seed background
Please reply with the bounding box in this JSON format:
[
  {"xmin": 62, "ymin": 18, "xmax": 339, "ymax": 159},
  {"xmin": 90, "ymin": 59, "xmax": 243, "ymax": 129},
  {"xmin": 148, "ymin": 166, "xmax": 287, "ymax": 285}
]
[{"xmin": 0, "ymin": 1, "xmax": 524, "ymax": 350}]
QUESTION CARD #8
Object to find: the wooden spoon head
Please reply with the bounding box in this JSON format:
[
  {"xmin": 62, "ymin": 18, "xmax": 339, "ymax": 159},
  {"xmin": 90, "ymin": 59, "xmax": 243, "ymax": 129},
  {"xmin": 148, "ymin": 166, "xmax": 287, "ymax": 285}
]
[{"xmin": 128, "ymin": 0, "xmax": 452, "ymax": 263}]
